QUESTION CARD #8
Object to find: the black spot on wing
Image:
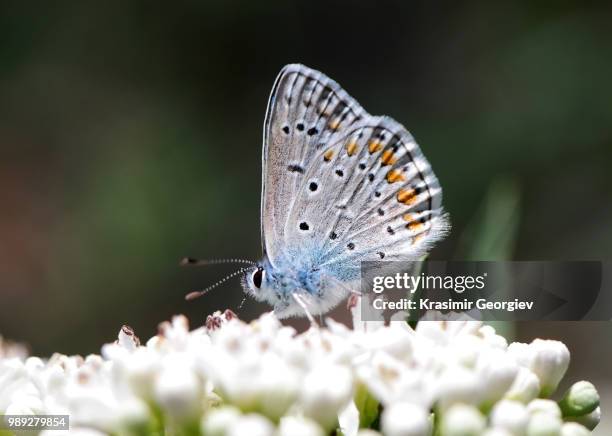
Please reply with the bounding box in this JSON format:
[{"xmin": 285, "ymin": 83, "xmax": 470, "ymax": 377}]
[{"xmin": 288, "ymin": 165, "xmax": 304, "ymax": 173}]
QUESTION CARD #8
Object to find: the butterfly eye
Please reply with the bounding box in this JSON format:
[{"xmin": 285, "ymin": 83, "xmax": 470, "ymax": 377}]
[{"xmin": 252, "ymin": 267, "xmax": 264, "ymax": 289}]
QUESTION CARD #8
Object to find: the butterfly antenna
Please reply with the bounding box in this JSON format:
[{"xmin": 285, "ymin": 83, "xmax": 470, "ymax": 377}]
[
  {"xmin": 185, "ymin": 266, "xmax": 251, "ymax": 301},
  {"xmin": 238, "ymin": 296, "xmax": 248, "ymax": 310},
  {"xmin": 180, "ymin": 257, "xmax": 256, "ymax": 267}
]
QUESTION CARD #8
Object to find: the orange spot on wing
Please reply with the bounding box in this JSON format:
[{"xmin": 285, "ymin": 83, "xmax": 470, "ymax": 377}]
[
  {"xmin": 413, "ymin": 233, "xmax": 426, "ymax": 244},
  {"xmin": 407, "ymin": 221, "xmax": 424, "ymax": 232},
  {"xmin": 346, "ymin": 140, "xmax": 358, "ymax": 156},
  {"xmin": 387, "ymin": 170, "xmax": 406, "ymax": 184},
  {"xmin": 368, "ymin": 140, "xmax": 383, "ymax": 154},
  {"xmin": 324, "ymin": 149, "xmax": 335, "ymax": 162},
  {"xmin": 397, "ymin": 188, "xmax": 417, "ymax": 203},
  {"xmin": 380, "ymin": 150, "xmax": 397, "ymax": 166},
  {"xmin": 329, "ymin": 119, "xmax": 340, "ymax": 130},
  {"xmin": 403, "ymin": 213, "xmax": 425, "ymax": 231}
]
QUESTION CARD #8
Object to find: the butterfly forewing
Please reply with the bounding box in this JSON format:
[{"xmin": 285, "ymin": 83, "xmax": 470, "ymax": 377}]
[{"xmin": 261, "ymin": 64, "xmax": 366, "ymax": 262}]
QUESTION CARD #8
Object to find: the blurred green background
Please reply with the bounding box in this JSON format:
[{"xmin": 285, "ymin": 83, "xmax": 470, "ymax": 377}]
[{"xmin": 1, "ymin": 2, "xmax": 611, "ymax": 425}]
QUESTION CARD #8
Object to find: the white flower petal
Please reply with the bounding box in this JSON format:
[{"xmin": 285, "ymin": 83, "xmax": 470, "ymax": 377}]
[{"xmin": 382, "ymin": 402, "xmax": 431, "ymax": 436}]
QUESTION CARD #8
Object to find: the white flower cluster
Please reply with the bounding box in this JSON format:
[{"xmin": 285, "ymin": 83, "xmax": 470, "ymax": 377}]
[{"xmin": 0, "ymin": 310, "xmax": 601, "ymax": 436}]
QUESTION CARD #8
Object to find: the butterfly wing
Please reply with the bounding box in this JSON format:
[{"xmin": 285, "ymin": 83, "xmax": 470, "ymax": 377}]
[
  {"xmin": 262, "ymin": 65, "xmax": 448, "ymax": 277},
  {"xmin": 261, "ymin": 64, "xmax": 449, "ymax": 283},
  {"xmin": 261, "ymin": 64, "xmax": 366, "ymax": 263},
  {"xmin": 286, "ymin": 111, "xmax": 449, "ymax": 277}
]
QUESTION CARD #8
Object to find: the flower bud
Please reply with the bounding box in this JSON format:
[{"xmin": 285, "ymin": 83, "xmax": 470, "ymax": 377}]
[
  {"xmin": 278, "ymin": 416, "xmax": 324, "ymax": 436},
  {"xmin": 506, "ymin": 367, "xmax": 541, "ymax": 403},
  {"xmin": 490, "ymin": 400, "xmax": 529, "ymax": 435},
  {"xmin": 357, "ymin": 431, "xmax": 383, "ymax": 436},
  {"xmin": 117, "ymin": 325, "xmax": 140, "ymax": 351},
  {"xmin": 565, "ymin": 406, "xmax": 600, "ymax": 431},
  {"xmin": 24, "ymin": 357, "xmax": 45, "ymax": 372},
  {"xmin": 201, "ymin": 406, "xmax": 241, "ymax": 436},
  {"xmin": 558, "ymin": 381, "xmax": 599, "ymax": 417},
  {"xmin": 153, "ymin": 356, "xmax": 202, "ymax": 420},
  {"xmin": 366, "ymin": 323, "xmax": 414, "ymax": 361},
  {"xmin": 381, "ymin": 402, "xmax": 431, "ymax": 436},
  {"xmin": 527, "ymin": 399, "xmax": 562, "ymax": 419},
  {"xmin": 299, "ymin": 364, "xmax": 353, "ymax": 430},
  {"xmin": 478, "ymin": 325, "xmax": 508, "ymax": 349},
  {"xmin": 227, "ymin": 413, "xmax": 274, "ymax": 436},
  {"xmin": 527, "ymin": 412, "xmax": 562, "ymax": 436},
  {"xmin": 435, "ymin": 366, "xmax": 480, "ymax": 410},
  {"xmin": 475, "ymin": 348, "xmax": 519, "ymax": 405},
  {"xmin": 482, "ymin": 429, "xmax": 513, "ymax": 436},
  {"xmin": 441, "ymin": 404, "xmax": 486, "ymax": 436},
  {"xmin": 123, "ymin": 349, "xmax": 159, "ymax": 399},
  {"xmin": 508, "ymin": 342, "xmax": 531, "ymax": 367},
  {"xmin": 528, "ymin": 340, "xmax": 570, "ymax": 397},
  {"xmin": 5, "ymin": 399, "xmax": 41, "ymax": 415},
  {"xmin": 560, "ymin": 422, "xmax": 590, "ymax": 436},
  {"xmin": 114, "ymin": 399, "xmax": 151, "ymax": 435}
]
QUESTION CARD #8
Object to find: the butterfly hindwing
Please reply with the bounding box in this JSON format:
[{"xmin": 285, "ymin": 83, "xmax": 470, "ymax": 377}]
[
  {"xmin": 320, "ymin": 117, "xmax": 448, "ymax": 273},
  {"xmin": 284, "ymin": 115, "xmax": 448, "ymax": 277}
]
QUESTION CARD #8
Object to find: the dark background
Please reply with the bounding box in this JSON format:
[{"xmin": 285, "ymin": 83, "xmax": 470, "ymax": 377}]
[{"xmin": 1, "ymin": 4, "xmax": 611, "ymax": 424}]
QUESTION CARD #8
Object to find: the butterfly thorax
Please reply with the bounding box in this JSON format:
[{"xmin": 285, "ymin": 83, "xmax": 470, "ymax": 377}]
[
  {"xmin": 262, "ymin": 255, "xmax": 323, "ymax": 298},
  {"xmin": 246, "ymin": 252, "xmax": 353, "ymax": 318}
]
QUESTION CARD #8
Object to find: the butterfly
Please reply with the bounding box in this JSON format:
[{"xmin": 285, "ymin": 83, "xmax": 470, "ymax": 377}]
[{"xmin": 185, "ymin": 64, "xmax": 449, "ymax": 321}]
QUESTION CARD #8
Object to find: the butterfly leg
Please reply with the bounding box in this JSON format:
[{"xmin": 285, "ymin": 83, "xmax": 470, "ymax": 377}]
[
  {"xmin": 292, "ymin": 292, "xmax": 318, "ymax": 327},
  {"xmin": 347, "ymin": 292, "xmax": 361, "ymax": 310}
]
